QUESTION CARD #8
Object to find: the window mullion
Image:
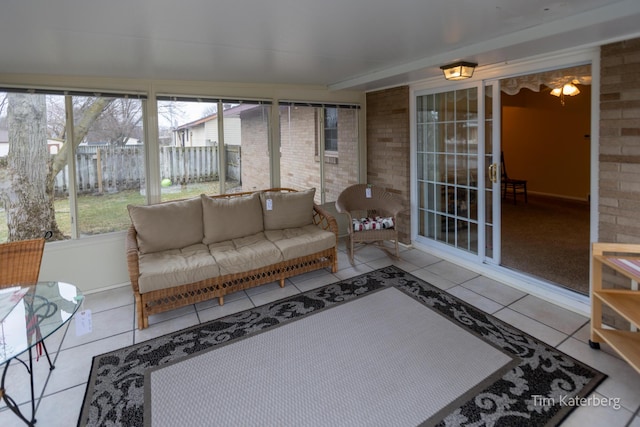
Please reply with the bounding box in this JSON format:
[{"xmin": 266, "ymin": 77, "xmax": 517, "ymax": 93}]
[
  {"xmin": 217, "ymin": 101, "xmax": 226, "ymax": 194},
  {"xmin": 269, "ymin": 102, "xmax": 281, "ymax": 189},
  {"xmin": 318, "ymin": 108, "xmax": 326, "ymax": 204},
  {"xmin": 65, "ymin": 95, "xmax": 80, "ymax": 239},
  {"xmin": 144, "ymin": 98, "xmax": 160, "ymax": 204}
]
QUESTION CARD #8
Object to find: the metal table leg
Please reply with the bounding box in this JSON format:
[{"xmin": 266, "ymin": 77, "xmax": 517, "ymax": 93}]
[{"xmin": 1, "ymin": 347, "xmax": 41, "ymax": 426}]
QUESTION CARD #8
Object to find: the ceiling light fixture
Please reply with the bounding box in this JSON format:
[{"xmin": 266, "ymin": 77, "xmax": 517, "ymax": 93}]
[
  {"xmin": 550, "ymin": 83, "xmax": 580, "ymax": 97},
  {"xmin": 550, "ymin": 82, "xmax": 580, "ymax": 106},
  {"xmin": 440, "ymin": 61, "xmax": 477, "ymax": 81}
]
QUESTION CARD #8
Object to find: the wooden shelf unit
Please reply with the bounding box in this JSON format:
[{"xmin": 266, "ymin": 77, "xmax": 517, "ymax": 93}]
[{"xmin": 590, "ymin": 242, "xmax": 640, "ymax": 374}]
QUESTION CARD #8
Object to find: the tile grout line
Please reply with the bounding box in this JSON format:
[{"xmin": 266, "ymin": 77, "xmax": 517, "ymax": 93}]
[
  {"xmin": 503, "ymin": 295, "xmax": 590, "ymax": 339},
  {"xmin": 132, "ymin": 300, "xmax": 137, "ymax": 345}
]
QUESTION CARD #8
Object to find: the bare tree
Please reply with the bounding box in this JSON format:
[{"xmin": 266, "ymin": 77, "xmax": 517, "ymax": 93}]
[
  {"xmin": 2, "ymin": 93, "xmax": 63, "ymax": 241},
  {"xmin": 83, "ymin": 98, "xmax": 143, "ymax": 146},
  {"xmin": 46, "ymin": 95, "xmax": 66, "ymax": 139},
  {"xmin": 1, "ymin": 93, "xmax": 113, "ymax": 241},
  {"xmin": 0, "ymin": 95, "xmax": 7, "ymax": 118},
  {"xmin": 48, "ymin": 97, "xmax": 114, "ymax": 190}
]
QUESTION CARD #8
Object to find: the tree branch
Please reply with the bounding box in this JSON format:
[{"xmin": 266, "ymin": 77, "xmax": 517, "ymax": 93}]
[{"xmin": 49, "ymin": 98, "xmax": 115, "ymax": 185}]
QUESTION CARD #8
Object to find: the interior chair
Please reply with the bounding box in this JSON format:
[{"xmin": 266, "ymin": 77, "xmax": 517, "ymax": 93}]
[
  {"xmin": 335, "ymin": 184, "xmax": 404, "ymax": 264},
  {"xmin": 501, "ymin": 152, "xmax": 528, "ymax": 204},
  {"xmin": 0, "ymin": 234, "xmax": 54, "ymax": 368}
]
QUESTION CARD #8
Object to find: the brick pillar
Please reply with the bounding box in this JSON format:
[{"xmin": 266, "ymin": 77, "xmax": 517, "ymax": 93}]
[
  {"xmin": 599, "ymin": 38, "xmax": 640, "ymax": 245},
  {"xmin": 599, "ymin": 37, "xmax": 640, "ymax": 329},
  {"xmin": 366, "ymin": 86, "xmax": 411, "ymax": 244}
]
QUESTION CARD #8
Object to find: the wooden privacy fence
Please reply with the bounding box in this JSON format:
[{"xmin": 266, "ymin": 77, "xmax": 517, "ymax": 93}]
[
  {"xmin": 54, "ymin": 145, "xmax": 241, "ymax": 195},
  {"xmin": 160, "ymin": 145, "xmax": 216, "ymax": 185}
]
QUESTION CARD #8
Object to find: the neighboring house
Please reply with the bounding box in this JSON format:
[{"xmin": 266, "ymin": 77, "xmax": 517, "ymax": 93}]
[
  {"xmin": 172, "ymin": 104, "xmax": 250, "ymax": 147},
  {"xmin": 0, "ymin": 130, "xmax": 64, "ymax": 156}
]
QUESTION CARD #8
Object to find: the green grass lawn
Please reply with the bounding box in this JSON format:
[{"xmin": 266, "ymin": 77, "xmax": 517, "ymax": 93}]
[{"xmin": 0, "ymin": 181, "xmax": 229, "ymax": 242}]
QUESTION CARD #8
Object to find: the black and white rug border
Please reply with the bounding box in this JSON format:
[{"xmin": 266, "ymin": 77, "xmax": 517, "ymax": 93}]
[{"xmin": 78, "ymin": 266, "xmax": 606, "ymax": 427}]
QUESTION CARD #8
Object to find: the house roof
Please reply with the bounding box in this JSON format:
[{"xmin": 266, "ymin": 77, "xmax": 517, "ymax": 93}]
[
  {"xmin": 0, "ymin": 1, "xmax": 639, "ymax": 91},
  {"xmin": 174, "ymin": 104, "xmax": 259, "ymax": 130}
]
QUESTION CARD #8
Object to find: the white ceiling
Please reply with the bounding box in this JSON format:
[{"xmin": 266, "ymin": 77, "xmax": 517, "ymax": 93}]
[{"xmin": 1, "ymin": 0, "xmax": 639, "ymax": 91}]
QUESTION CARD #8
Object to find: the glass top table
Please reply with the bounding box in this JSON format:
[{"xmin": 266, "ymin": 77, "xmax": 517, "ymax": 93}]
[{"xmin": 0, "ymin": 281, "xmax": 83, "ymax": 425}]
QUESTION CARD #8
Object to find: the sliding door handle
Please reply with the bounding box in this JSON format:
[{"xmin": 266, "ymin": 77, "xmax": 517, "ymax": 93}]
[{"xmin": 488, "ymin": 163, "xmax": 498, "ymax": 183}]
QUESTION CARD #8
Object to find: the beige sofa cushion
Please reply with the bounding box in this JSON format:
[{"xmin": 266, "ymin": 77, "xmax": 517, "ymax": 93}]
[
  {"xmin": 201, "ymin": 193, "xmax": 264, "ymax": 244},
  {"xmin": 265, "ymin": 224, "xmax": 336, "ymax": 261},
  {"xmin": 260, "ymin": 188, "xmax": 315, "ymax": 230},
  {"xmin": 138, "ymin": 244, "xmax": 219, "ymax": 293},
  {"xmin": 128, "ymin": 197, "xmax": 203, "ymax": 254},
  {"xmin": 209, "ymin": 232, "xmax": 283, "ymax": 275}
]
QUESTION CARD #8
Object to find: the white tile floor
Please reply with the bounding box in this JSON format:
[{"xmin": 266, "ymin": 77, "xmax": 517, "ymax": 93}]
[{"xmin": 1, "ymin": 243, "xmax": 639, "ymax": 426}]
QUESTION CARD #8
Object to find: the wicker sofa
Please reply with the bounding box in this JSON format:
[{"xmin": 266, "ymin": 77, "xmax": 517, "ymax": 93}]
[{"xmin": 126, "ymin": 188, "xmax": 338, "ymax": 329}]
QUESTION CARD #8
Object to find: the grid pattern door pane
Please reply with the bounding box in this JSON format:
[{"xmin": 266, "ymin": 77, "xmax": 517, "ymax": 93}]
[{"xmin": 417, "ymin": 88, "xmax": 479, "ymax": 254}]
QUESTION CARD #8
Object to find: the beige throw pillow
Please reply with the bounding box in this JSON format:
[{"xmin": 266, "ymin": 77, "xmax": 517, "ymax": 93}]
[
  {"xmin": 128, "ymin": 197, "xmax": 203, "ymax": 254},
  {"xmin": 201, "ymin": 193, "xmax": 264, "ymax": 244},
  {"xmin": 260, "ymin": 188, "xmax": 316, "ymax": 230}
]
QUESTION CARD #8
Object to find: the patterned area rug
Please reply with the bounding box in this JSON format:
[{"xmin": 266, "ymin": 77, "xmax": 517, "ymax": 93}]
[{"xmin": 78, "ymin": 266, "xmax": 605, "ymax": 426}]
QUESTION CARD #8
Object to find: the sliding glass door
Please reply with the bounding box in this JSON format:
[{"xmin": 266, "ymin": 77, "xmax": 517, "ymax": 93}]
[
  {"xmin": 415, "ymin": 57, "xmax": 595, "ymax": 290},
  {"xmin": 415, "ymin": 84, "xmax": 498, "ymax": 261}
]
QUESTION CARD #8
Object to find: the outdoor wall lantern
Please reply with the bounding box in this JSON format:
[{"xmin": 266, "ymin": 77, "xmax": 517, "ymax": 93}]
[{"xmin": 440, "ymin": 61, "xmax": 477, "ymax": 80}]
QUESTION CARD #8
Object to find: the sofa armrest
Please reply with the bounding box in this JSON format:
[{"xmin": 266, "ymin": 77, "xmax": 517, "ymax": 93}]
[
  {"xmin": 313, "ymin": 204, "xmax": 339, "ymax": 237},
  {"xmin": 125, "ymin": 225, "xmax": 141, "ymax": 294}
]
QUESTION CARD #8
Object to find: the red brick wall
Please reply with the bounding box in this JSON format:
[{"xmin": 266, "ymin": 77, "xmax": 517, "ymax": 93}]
[{"xmin": 366, "ymin": 86, "xmax": 411, "ymax": 244}]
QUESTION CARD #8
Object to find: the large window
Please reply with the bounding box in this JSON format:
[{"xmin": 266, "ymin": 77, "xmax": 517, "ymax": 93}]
[
  {"xmin": 0, "ymin": 87, "xmax": 359, "ymax": 243},
  {"xmin": 0, "ymin": 89, "xmax": 146, "ymax": 242},
  {"xmin": 279, "ymin": 102, "xmax": 359, "ymax": 204},
  {"xmin": 156, "ymin": 97, "xmax": 271, "ymax": 200}
]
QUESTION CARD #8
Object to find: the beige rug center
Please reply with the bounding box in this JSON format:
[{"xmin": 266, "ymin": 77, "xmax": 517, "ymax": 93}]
[{"xmin": 147, "ymin": 287, "xmax": 514, "ymax": 426}]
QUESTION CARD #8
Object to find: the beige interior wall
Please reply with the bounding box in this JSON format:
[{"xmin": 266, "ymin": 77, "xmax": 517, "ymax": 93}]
[{"xmin": 501, "ymin": 85, "xmax": 591, "ymax": 201}]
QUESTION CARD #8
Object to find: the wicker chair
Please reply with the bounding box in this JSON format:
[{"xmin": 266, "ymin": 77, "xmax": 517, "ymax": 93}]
[
  {"xmin": 335, "ymin": 184, "xmax": 404, "ymax": 264},
  {"xmin": 0, "ymin": 235, "xmax": 54, "ymax": 368},
  {"xmin": 0, "ymin": 238, "xmax": 46, "ymax": 286}
]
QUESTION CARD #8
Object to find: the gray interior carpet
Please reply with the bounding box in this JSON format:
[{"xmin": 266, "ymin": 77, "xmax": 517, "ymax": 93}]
[
  {"xmin": 501, "ymin": 194, "xmax": 590, "ymax": 294},
  {"xmin": 78, "ymin": 266, "xmax": 605, "ymax": 427}
]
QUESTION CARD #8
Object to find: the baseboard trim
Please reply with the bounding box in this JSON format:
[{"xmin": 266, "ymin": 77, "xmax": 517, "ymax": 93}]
[
  {"xmin": 527, "ymin": 191, "xmax": 590, "ymax": 204},
  {"xmin": 82, "ymin": 281, "xmax": 131, "ymax": 295}
]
